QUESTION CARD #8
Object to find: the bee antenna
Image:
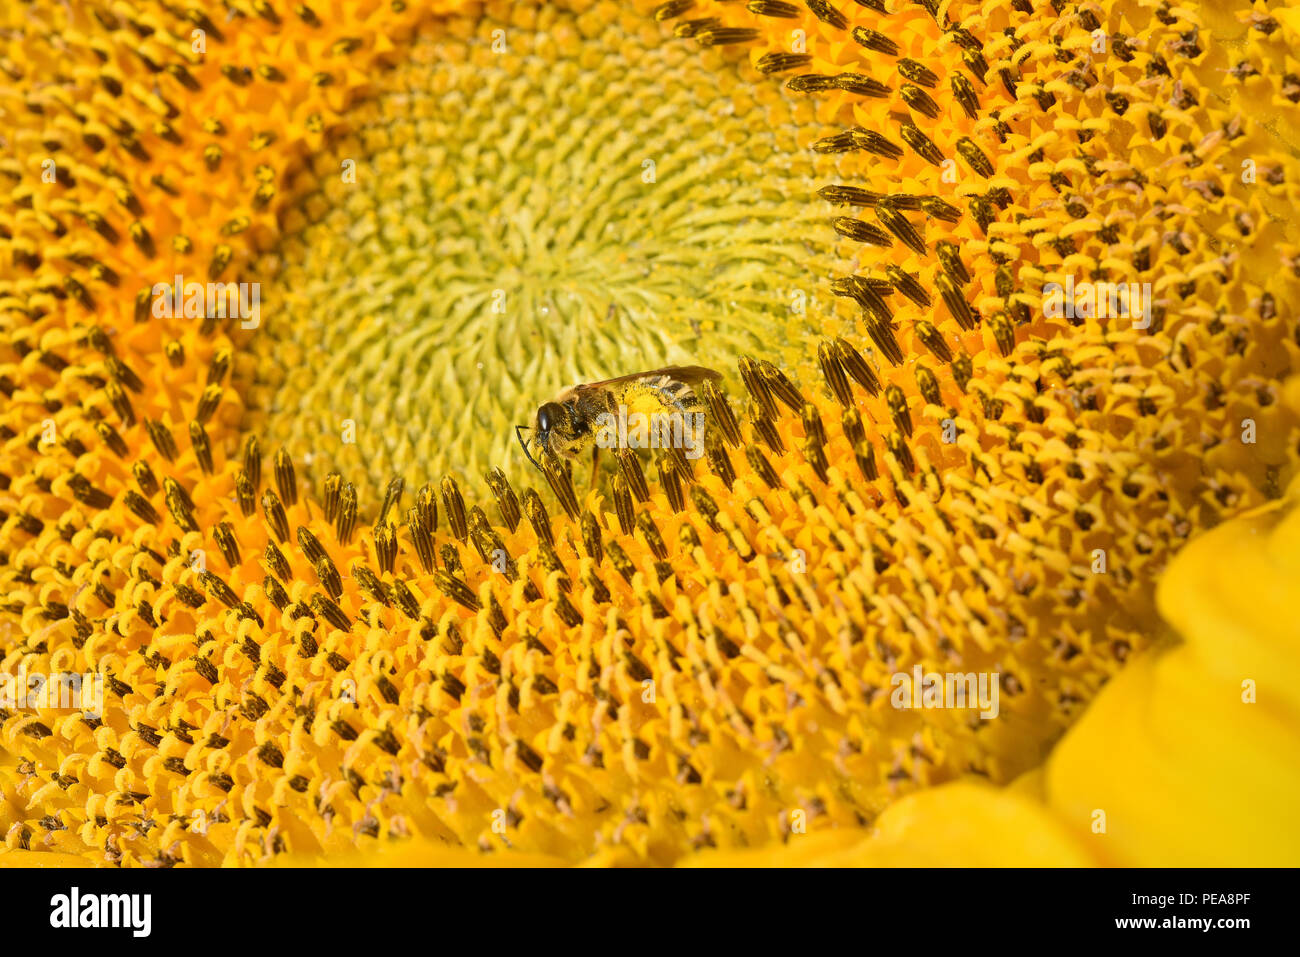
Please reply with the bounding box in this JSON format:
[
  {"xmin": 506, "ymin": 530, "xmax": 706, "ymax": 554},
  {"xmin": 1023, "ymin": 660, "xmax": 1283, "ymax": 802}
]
[{"xmin": 515, "ymin": 424, "xmax": 542, "ymax": 471}]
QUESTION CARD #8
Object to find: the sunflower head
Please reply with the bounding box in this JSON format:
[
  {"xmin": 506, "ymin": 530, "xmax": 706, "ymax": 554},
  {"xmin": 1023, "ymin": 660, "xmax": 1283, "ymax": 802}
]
[{"xmin": 1, "ymin": 0, "xmax": 1298, "ymax": 867}]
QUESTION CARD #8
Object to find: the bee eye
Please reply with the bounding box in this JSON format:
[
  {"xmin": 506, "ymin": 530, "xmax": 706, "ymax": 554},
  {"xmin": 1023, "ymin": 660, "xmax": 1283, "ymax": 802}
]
[{"xmin": 537, "ymin": 402, "xmax": 562, "ymax": 433}]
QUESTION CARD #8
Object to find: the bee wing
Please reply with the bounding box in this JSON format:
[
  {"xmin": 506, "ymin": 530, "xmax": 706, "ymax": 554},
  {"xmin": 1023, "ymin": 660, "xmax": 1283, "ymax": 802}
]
[{"xmin": 572, "ymin": 365, "xmax": 723, "ymax": 392}]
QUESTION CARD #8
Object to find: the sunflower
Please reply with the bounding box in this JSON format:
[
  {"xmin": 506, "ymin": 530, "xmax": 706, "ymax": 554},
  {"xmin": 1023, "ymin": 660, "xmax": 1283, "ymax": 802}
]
[{"xmin": 0, "ymin": 0, "xmax": 1297, "ymax": 868}]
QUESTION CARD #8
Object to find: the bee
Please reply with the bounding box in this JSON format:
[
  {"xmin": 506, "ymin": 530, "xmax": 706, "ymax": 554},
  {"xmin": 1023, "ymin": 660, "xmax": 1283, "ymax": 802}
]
[{"xmin": 516, "ymin": 365, "xmax": 722, "ymax": 475}]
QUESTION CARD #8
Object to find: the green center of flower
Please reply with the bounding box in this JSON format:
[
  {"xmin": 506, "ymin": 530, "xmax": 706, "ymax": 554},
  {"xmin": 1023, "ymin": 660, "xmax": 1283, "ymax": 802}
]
[{"xmin": 242, "ymin": 10, "xmax": 849, "ymax": 505}]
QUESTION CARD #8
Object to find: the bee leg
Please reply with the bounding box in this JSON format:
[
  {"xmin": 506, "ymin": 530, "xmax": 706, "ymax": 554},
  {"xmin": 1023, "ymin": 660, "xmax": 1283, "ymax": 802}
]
[{"xmin": 590, "ymin": 444, "xmax": 601, "ymax": 489}]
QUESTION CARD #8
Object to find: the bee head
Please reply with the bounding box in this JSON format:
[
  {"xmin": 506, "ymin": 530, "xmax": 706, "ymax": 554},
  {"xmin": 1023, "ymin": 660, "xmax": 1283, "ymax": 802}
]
[
  {"xmin": 536, "ymin": 402, "xmax": 564, "ymax": 436},
  {"xmin": 517, "ymin": 401, "xmax": 567, "ymax": 473}
]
